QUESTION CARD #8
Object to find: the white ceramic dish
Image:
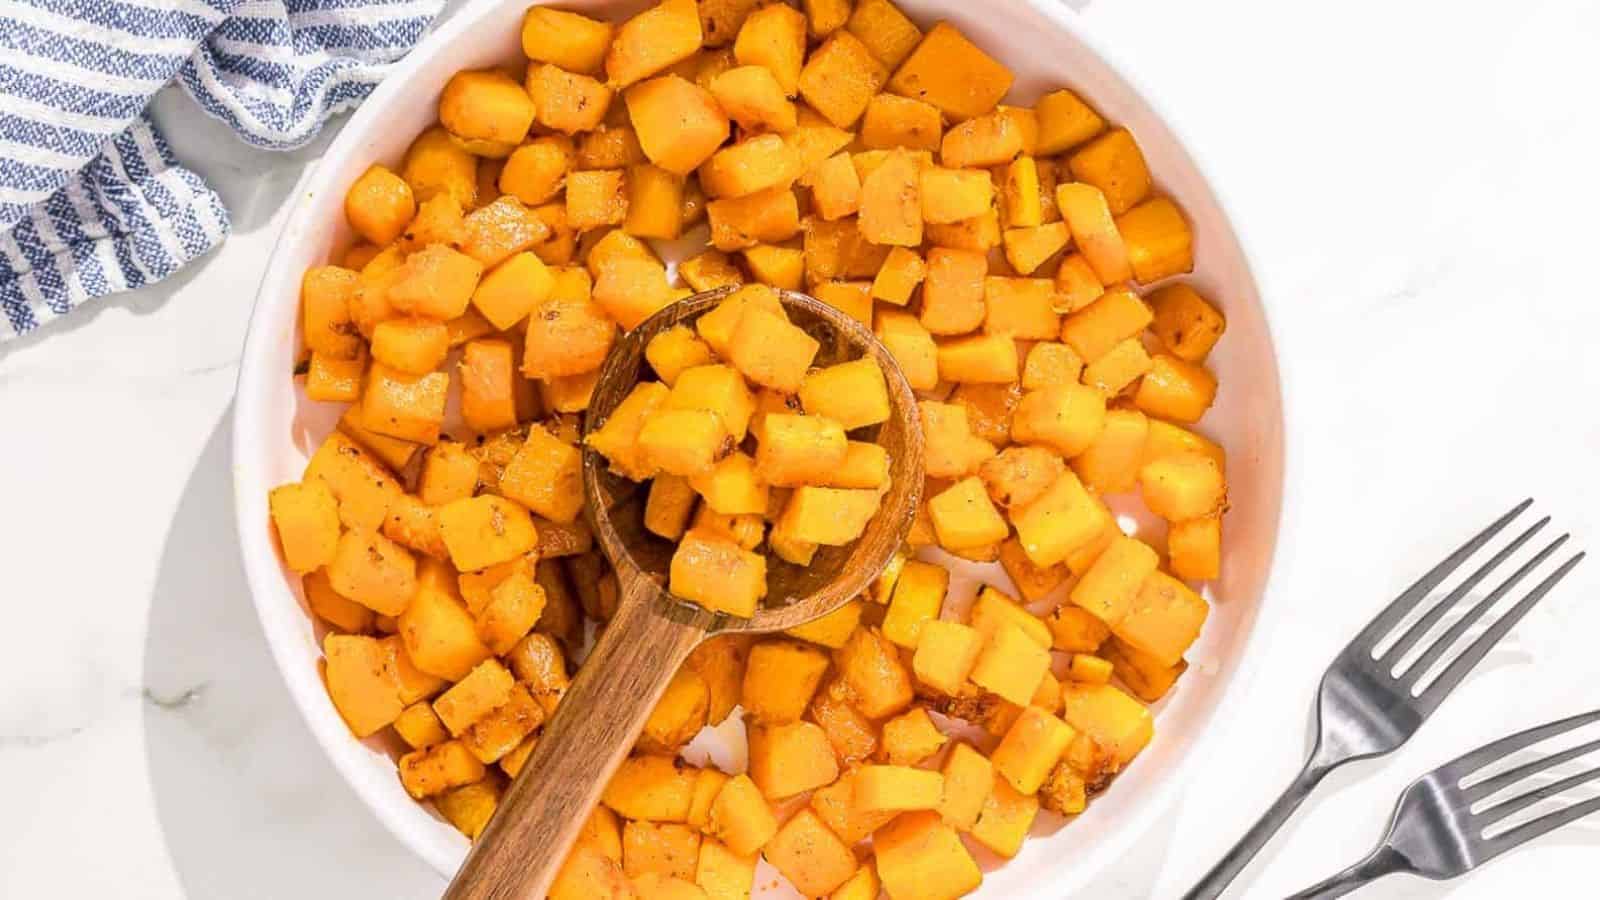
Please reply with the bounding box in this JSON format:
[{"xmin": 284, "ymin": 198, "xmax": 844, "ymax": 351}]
[{"xmin": 233, "ymin": 0, "xmax": 1288, "ymax": 893}]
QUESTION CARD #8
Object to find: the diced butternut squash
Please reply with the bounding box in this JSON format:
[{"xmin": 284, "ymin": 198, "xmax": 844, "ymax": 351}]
[
  {"xmin": 732, "ymin": 2, "xmax": 807, "ymax": 95},
  {"xmin": 1149, "ymin": 283, "xmax": 1226, "ymax": 363},
  {"xmin": 1056, "ymin": 182, "xmax": 1132, "ymax": 284},
  {"xmin": 521, "ymin": 7, "xmax": 612, "ymax": 74},
  {"xmin": 763, "ymin": 810, "xmax": 858, "ymax": 896},
  {"xmin": 846, "ymin": 0, "xmax": 922, "ymax": 70},
  {"xmin": 345, "ymin": 165, "xmax": 415, "ymax": 246},
  {"xmin": 1168, "ymin": 516, "xmax": 1222, "ymax": 580},
  {"xmin": 437, "ymin": 495, "xmax": 539, "ymax": 571},
  {"xmin": 606, "ymin": 0, "xmax": 703, "ymax": 88},
  {"xmin": 798, "ymin": 32, "xmax": 889, "ymax": 128},
  {"xmin": 1069, "ymin": 535, "xmax": 1159, "ymax": 627},
  {"xmin": 669, "ymin": 529, "xmax": 767, "ymax": 617},
  {"xmin": 1140, "ymin": 450, "xmax": 1226, "ymax": 521},
  {"xmin": 706, "ymin": 773, "xmax": 777, "ymax": 855},
  {"xmin": 873, "ymin": 812, "xmax": 982, "ymax": 900},
  {"xmin": 603, "ymin": 754, "xmax": 698, "ymax": 822},
  {"xmin": 627, "ymin": 76, "xmax": 731, "ymax": 176},
  {"xmin": 941, "ymin": 112, "xmax": 1025, "ymax": 170},
  {"xmin": 640, "ymin": 668, "xmax": 710, "ymax": 752},
  {"xmin": 861, "ymin": 93, "xmax": 943, "ymax": 152},
  {"xmin": 747, "ymin": 721, "xmax": 839, "ymax": 799},
  {"xmin": 1060, "ymin": 683, "xmax": 1152, "ymax": 769},
  {"xmin": 1010, "ymin": 470, "xmax": 1112, "ymax": 568},
  {"xmin": 755, "ymin": 414, "xmax": 847, "ymax": 485},
  {"xmin": 440, "ymin": 69, "xmax": 536, "ymax": 146},
  {"xmin": 1072, "ymin": 407, "xmax": 1150, "ymax": 494},
  {"xmin": 706, "ymin": 186, "xmax": 802, "ymax": 251},
  {"xmin": 1068, "ymin": 128, "xmax": 1150, "ymax": 216},
  {"xmin": 836, "ymin": 627, "xmax": 913, "ymax": 718},
  {"xmin": 399, "ymin": 739, "xmax": 486, "ymax": 800},
  {"xmin": 324, "ymin": 634, "xmax": 403, "ymax": 737},
  {"xmin": 778, "ymin": 486, "xmax": 880, "ymax": 545},
  {"xmin": 1003, "ymin": 221, "xmax": 1072, "ymax": 276},
  {"xmin": 881, "ymin": 707, "xmax": 949, "ymax": 765},
  {"xmin": 887, "ymin": 22, "xmax": 1013, "ymax": 121},
  {"xmin": 920, "ymin": 247, "xmax": 986, "ymax": 334},
  {"xmin": 709, "ymin": 65, "xmax": 797, "ymax": 133},
  {"xmin": 1115, "ymin": 570, "xmax": 1209, "ymax": 666},
  {"xmin": 970, "ymin": 778, "xmax": 1040, "ymax": 858}
]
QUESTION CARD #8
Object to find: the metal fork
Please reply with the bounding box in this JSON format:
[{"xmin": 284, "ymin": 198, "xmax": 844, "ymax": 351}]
[
  {"xmin": 1184, "ymin": 499, "xmax": 1585, "ymax": 899},
  {"xmin": 1286, "ymin": 708, "xmax": 1600, "ymax": 898}
]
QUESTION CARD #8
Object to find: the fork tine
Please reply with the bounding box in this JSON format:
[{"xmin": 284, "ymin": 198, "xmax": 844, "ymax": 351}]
[
  {"xmin": 1355, "ymin": 498, "xmax": 1532, "ymax": 646},
  {"xmin": 1478, "ymin": 764, "xmax": 1600, "ymax": 829},
  {"xmin": 1379, "ymin": 517, "xmax": 1549, "ymax": 667},
  {"xmin": 1483, "ymin": 794, "xmax": 1600, "ymax": 860},
  {"xmin": 1465, "ymin": 735, "xmax": 1600, "ymax": 802},
  {"xmin": 1402, "ymin": 533, "xmax": 1567, "ymax": 689},
  {"xmin": 1442, "ymin": 709, "xmax": 1600, "ymax": 783},
  {"xmin": 1419, "ymin": 550, "xmax": 1585, "ymax": 704}
]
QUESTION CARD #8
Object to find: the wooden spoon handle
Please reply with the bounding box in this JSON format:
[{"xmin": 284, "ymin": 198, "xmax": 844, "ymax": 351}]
[{"xmin": 442, "ymin": 579, "xmax": 705, "ymax": 900}]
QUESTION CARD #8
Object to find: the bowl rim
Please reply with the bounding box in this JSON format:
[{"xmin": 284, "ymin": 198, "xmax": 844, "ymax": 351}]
[{"xmin": 231, "ymin": 0, "xmax": 1296, "ymax": 890}]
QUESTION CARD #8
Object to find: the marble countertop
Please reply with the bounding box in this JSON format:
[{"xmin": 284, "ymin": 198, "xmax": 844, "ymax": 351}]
[{"xmin": 3, "ymin": 0, "xmax": 1597, "ymax": 897}]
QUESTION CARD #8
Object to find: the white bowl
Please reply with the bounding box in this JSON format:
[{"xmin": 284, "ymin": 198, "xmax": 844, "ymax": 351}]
[{"xmin": 233, "ymin": 0, "xmax": 1288, "ymax": 893}]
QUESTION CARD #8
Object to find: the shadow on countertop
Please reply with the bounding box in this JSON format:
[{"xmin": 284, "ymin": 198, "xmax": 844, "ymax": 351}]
[{"xmin": 141, "ymin": 407, "xmax": 440, "ymax": 900}]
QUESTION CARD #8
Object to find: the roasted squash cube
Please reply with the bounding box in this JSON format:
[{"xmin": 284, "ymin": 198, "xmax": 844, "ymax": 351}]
[
  {"xmin": 1012, "ymin": 383, "xmax": 1107, "ymax": 458},
  {"xmin": 301, "ymin": 265, "xmax": 363, "ymax": 359},
  {"xmin": 1136, "ymin": 352, "xmax": 1218, "ymax": 425},
  {"xmin": 778, "ymin": 486, "xmax": 881, "ymax": 545},
  {"xmin": 1069, "ymin": 534, "xmax": 1159, "ymax": 627},
  {"xmin": 881, "ymin": 707, "xmax": 948, "ymax": 766},
  {"xmin": 938, "ymin": 741, "xmax": 993, "ymax": 831},
  {"xmin": 1035, "ymin": 88, "xmax": 1105, "ymax": 155},
  {"xmin": 1010, "ymin": 470, "xmax": 1111, "ymax": 568},
  {"xmin": 742, "ymin": 244, "xmax": 806, "ymax": 289},
  {"xmin": 806, "ymin": 152, "xmax": 862, "ymax": 221},
  {"xmin": 970, "ymin": 778, "xmax": 1040, "ymax": 858},
  {"xmin": 500, "ymin": 424, "xmax": 584, "ymax": 525},
  {"xmin": 1001, "ymin": 156, "xmax": 1043, "ymax": 228},
  {"xmin": 462, "ymin": 684, "xmax": 545, "ymax": 764},
  {"xmin": 991, "ymin": 705, "xmax": 1075, "ymax": 794},
  {"xmin": 1054, "ymin": 253, "xmax": 1104, "ymax": 314},
  {"xmin": 670, "ymin": 529, "xmax": 767, "ymax": 617},
  {"xmin": 920, "ymin": 247, "xmax": 986, "ymax": 335},
  {"xmin": 706, "ymin": 185, "xmax": 802, "ymax": 251},
  {"xmin": 388, "ymin": 243, "xmax": 484, "ymax": 320},
  {"xmin": 706, "ymin": 773, "xmax": 777, "ymax": 856},
  {"xmin": 641, "ymin": 668, "xmax": 710, "ymax": 753},
  {"xmin": 1047, "ymin": 604, "xmax": 1111, "ymax": 654},
  {"xmin": 978, "ymin": 445, "xmax": 1065, "ymax": 511},
  {"xmin": 732, "ymin": 2, "xmax": 807, "ymax": 95},
  {"xmin": 870, "ymin": 246, "xmax": 927, "ymax": 306},
  {"xmin": 668, "ymin": 364, "xmax": 757, "ymax": 442},
  {"xmin": 874, "ymin": 309, "xmax": 938, "ymax": 390},
  {"xmin": 1120, "ymin": 196, "xmax": 1196, "ymax": 283},
  {"xmin": 725, "ymin": 309, "xmax": 819, "ymax": 397},
  {"xmin": 887, "ymin": 22, "xmax": 1012, "ymax": 120},
  {"xmin": 700, "ymin": 133, "xmax": 803, "ymax": 200},
  {"xmin": 1060, "ymin": 287, "xmax": 1153, "ymax": 365},
  {"xmin": 1072, "ymin": 407, "xmax": 1149, "ymax": 494},
  {"xmin": 1115, "ymin": 570, "xmax": 1209, "ymax": 666},
  {"xmin": 919, "ymin": 400, "xmax": 994, "ymax": 480},
  {"xmin": 846, "ymin": 0, "xmax": 921, "ymax": 69},
  {"xmin": 941, "ymin": 112, "xmax": 1025, "ymax": 170},
  {"xmin": 861, "ymin": 93, "xmax": 942, "ymax": 152},
  {"xmin": 1149, "ymin": 283, "xmax": 1226, "ymax": 363},
  {"xmin": 935, "ymin": 333, "xmax": 1019, "ymax": 385},
  {"xmin": 857, "ymin": 148, "xmax": 923, "ymax": 248},
  {"xmin": 882, "ymin": 559, "xmax": 949, "ymax": 649},
  {"xmin": 521, "ymin": 7, "xmax": 612, "ymax": 74},
  {"xmin": 324, "ymin": 633, "xmax": 403, "ymax": 737},
  {"xmin": 689, "ymin": 452, "xmax": 769, "ymax": 517},
  {"xmin": 587, "ymin": 380, "xmax": 670, "ymax": 480},
  {"xmin": 763, "ymin": 809, "xmax": 858, "ymax": 896},
  {"xmin": 983, "ymin": 277, "xmax": 1060, "ymax": 339},
  {"xmin": 797, "ymin": 358, "xmax": 891, "ymax": 431},
  {"xmin": 270, "ymin": 481, "xmax": 340, "ymax": 574},
  {"xmin": 398, "ymin": 739, "xmax": 485, "ymax": 800},
  {"xmin": 1067, "ymin": 128, "xmax": 1150, "ymax": 217},
  {"xmin": 919, "ymin": 167, "xmax": 994, "ymax": 226},
  {"xmin": 626, "ymin": 75, "xmax": 731, "ymax": 176},
  {"xmin": 784, "ymin": 599, "xmax": 865, "ymax": 649},
  {"xmin": 326, "ymin": 529, "xmax": 416, "ymax": 617},
  {"xmin": 873, "ymin": 812, "xmax": 982, "ymax": 900},
  {"xmin": 968, "ymin": 618, "xmax": 1050, "ymax": 708},
  {"xmin": 345, "ymin": 164, "xmax": 415, "ymax": 246},
  {"xmin": 1168, "ymin": 516, "xmax": 1222, "ymax": 581},
  {"xmin": 798, "ymin": 31, "xmax": 888, "ymax": 128},
  {"xmin": 647, "ymin": 327, "xmax": 717, "ymax": 387},
  {"xmin": 1003, "ymin": 221, "xmax": 1071, "ymax": 276},
  {"xmin": 1056, "ymin": 182, "xmax": 1131, "ymax": 284},
  {"xmin": 855, "ymin": 765, "xmax": 944, "ymax": 813},
  {"xmin": 440, "ymin": 69, "xmax": 535, "ymax": 146},
  {"xmin": 747, "ymin": 721, "xmax": 839, "ymax": 800},
  {"xmin": 709, "ymin": 65, "xmax": 797, "ymax": 133},
  {"xmin": 912, "ymin": 620, "xmax": 982, "ymax": 696},
  {"xmin": 307, "ymin": 349, "xmax": 365, "ymax": 413},
  {"xmin": 928, "ymin": 477, "xmax": 1009, "ymax": 551},
  {"xmin": 638, "ymin": 408, "xmax": 731, "ymax": 478},
  {"xmin": 606, "ymin": 0, "xmax": 702, "ymax": 88},
  {"xmin": 402, "ymin": 126, "xmax": 477, "ymax": 208},
  {"xmin": 1140, "ymin": 449, "xmax": 1226, "ymax": 521},
  {"xmin": 394, "ymin": 700, "xmax": 450, "ymax": 749},
  {"xmin": 836, "ymin": 627, "xmax": 914, "ymax": 719},
  {"xmin": 437, "ymin": 495, "xmax": 539, "ymax": 572},
  {"xmin": 741, "ymin": 639, "xmax": 829, "ymax": 724},
  {"xmin": 1061, "ymin": 682, "xmax": 1152, "ymax": 768},
  {"xmin": 304, "ymin": 570, "xmax": 376, "ymax": 634},
  {"xmin": 462, "ymin": 195, "xmax": 552, "ymax": 268},
  {"xmin": 1103, "ymin": 636, "xmax": 1187, "ymax": 702},
  {"xmin": 432, "ymin": 658, "xmax": 514, "ymax": 736},
  {"xmin": 604, "ymin": 754, "xmax": 698, "ymax": 822}
]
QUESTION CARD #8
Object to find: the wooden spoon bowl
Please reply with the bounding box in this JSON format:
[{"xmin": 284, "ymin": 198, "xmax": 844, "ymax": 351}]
[{"xmin": 444, "ymin": 287, "xmax": 925, "ymax": 900}]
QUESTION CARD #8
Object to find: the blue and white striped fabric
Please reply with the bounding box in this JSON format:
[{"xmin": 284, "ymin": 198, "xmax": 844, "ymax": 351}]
[{"xmin": 0, "ymin": 0, "xmax": 444, "ymax": 341}]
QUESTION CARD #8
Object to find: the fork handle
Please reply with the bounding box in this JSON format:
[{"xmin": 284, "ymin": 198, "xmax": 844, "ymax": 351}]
[
  {"xmin": 1182, "ymin": 760, "xmax": 1331, "ymax": 900},
  {"xmin": 1284, "ymin": 845, "xmax": 1407, "ymax": 899}
]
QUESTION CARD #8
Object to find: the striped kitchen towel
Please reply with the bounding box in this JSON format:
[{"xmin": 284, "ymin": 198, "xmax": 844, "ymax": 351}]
[{"xmin": 0, "ymin": 0, "xmax": 445, "ymax": 342}]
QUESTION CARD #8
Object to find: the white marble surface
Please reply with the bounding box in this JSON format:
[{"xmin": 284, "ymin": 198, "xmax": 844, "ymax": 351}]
[{"xmin": 3, "ymin": 0, "xmax": 1599, "ymax": 897}]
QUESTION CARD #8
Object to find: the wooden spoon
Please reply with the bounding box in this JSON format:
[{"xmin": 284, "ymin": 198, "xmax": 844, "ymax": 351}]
[{"xmin": 443, "ymin": 287, "xmax": 925, "ymax": 900}]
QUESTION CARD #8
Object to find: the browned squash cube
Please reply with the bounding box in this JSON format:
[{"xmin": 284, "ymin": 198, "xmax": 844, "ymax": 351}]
[
  {"xmin": 1001, "ymin": 156, "xmax": 1043, "ymax": 228},
  {"xmin": 919, "ymin": 400, "xmax": 995, "ymax": 480},
  {"xmin": 362, "ymin": 362, "xmax": 448, "ymax": 445},
  {"xmin": 706, "ymin": 185, "xmax": 801, "ymax": 251},
  {"xmin": 836, "ymin": 626, "xmax": 913, "ymax": 718},
  {"xmin": 778, "ymin": 486, "xmax": 881, "ymax": 545},
  {"xmin": 941, "ymin": 112, "xmax": 1025, "ymax": 170},
  {"xmin": 709, "ymin": 65, "xmax": 798, "ymax": 133},
  {"xmin": 670, "ymin": 529, "xmax": 767, "ymax": 617},
  {"xmin": 858, "ymin": 149, "xmax": 923, "ymax": 247},
  {"xmin": 873, "ymin": 812, "xmax": 982, "ymax": 900},
  {"xmin": 668, "ymin": 363, "xmax": 756, "ymax": 441},
  {"xmin": 1134, "ymin": 353, "xmax": 1217, "ymax": 424},
  {"xmin": 805, "ymin": 152, "xmax": 861, "ymax": 221},
  {"xmin": 1149, "ymin": 283, "xmax": 1226, "ymax": 363},
  {"xmin": 887, "ymin": 22, "xmax": 1014, "ymax": 121},
  {"xmin": 733, "ymin": 2, "xmax": 807, "ymax": 95},
  {"xmin": 606, "ymin": 0, "xmax": 703, "ymax": 88},
  {"xmin": 699, "ymin": 134, "xmax": 803, "ymax": 199},
  {"xmin": 798, "ymin": 358, "xmax": 890, "ymax": 431},
  {"xmin": 304, "ymin": 431, "xmax": 402, "ymax": 531},
  {"xmin": 323, "ymin": 633, "xmax": 403, "ymax": 737},
  {"xmin": 936, "ymin": 333, "xmax": 1019, "ymax": 384},
  {"xmin": 1003, "ymin": 221, "xmax": 1072, "ymax": 276},
  {"xmin": 566, "ymin": 170, "xmax": 628, "ymax": 230},
  {"xmin": 762, "ymin": 809, "xmax": 857, "ymax": 896},
  {"xmin": 1009, "ymin": 470, "xmax": 1113, "ymax": 568},
  {"xmin": 861, "ymin": 93, "xmax": 943, "ymax": 152},
  {"xmin": 798, "ymin": 31, "xmax": 889, "ymax": 128},
  {"xmin": 626, "ymin": 75, "xmax": 731, "ymax": 176},
  {"xmin": 920, "ymin": 247, "xmax": 987, "ymax": 335},
  {"xmin": 638, "ymin": 408, "xmax": 731, "ymax": 478},
  {"xmin": 1168, "ymin": 516, "xmax": 1222, "ymax": 581},
  {"xmin": 1035, "ymin": 88, "xmax": 1106, "ymax": 156},
  {"xmin": 399, "ymin": 739, "xmax": 485, "ymax": 800},
  {"xmin": 623, "ymin": 164, "xmax": 685, "ymax": 240},
  {"xmin": 439, "ymin": 69, "xmax": 536, "ymax": 146},
  {"xmin": 1068, "ymin": 127, "xmax": 1151, "ymax": 217},
  {"xmin": 269, "ymin": 480, "xmax": 340, "ymax": 573},
  {"xmin": 300, "ymin": 265, "xmax": 362, "ymax": 359},
  {"xmin": 523, "ymin": 293, "xmax": 616, "ymax": 381},
  {"xmin": 1012, "ymin": 382, "xmax": 1107, "ymax": 457},
  {"xmin": 920, "ymin": 167, "xmax": 995, "ymax": 225},
  {"xmin": 1069, "ymin": 534, "xmax": 1159, "ymax": 627},
  {"xmin": 1060, "ymin": 286, "xmax": 1153, "ymax": 364},
  {"xmin": 846, "ymin": 0, "xmax": 922, "ymax": 69},
  {"xmin": 1056, "ymin": 182, "xmax": 1132, "ymax": 284},
  {"xmin": 726, "ymin": 306, "xmax": 820, "ymax": 392},
  {"xmin": 526, "ymin": 64, "xmax": 612, "ymax": 136},
  {"xmin": 1072, "ymin": 407, "xmax": 1149, "ymax": 494},
  {"xmin": 755, "ymin": 413, "xmax": 848, "ymax": 486},
  {"xmin": 587, "ymin": 380, "xmax": 670, "ymax": 480},
  {"xmin": 521, "ymin": 7, "xmax": 612, "ymax": 75},
  {"xmin": 748, "ymin": 722, "xmax": 839, "ymax": 800},
  {"xmin": 983, "ymin": 277, "xmax": 1060, "ymax": 340},
  {"xmin": 741, "ymin": 639, "xmax": 830, "ymax": 724},
  {"xmin": 462, "ymin": 195, "xmax": 552, "ymax": 268},
  {"xmin": 1117, "ymin": 197, "xmax": 1195, "ymax": 284},
  {"xmin": 875, "ymin": 309, "xmax": 939, "ymax": 390},
  {"xmin": 437, "ymin": 495, "xmax": 539, "ymax": 572},
  {"xmin": 402, "ymin": 126, "xmax": 477, "ymax": 208},
  {"xmin": 345, "ymin": 164, "xmax": 415, "ymax": 246},
  {"xmin": 500, "ymin": 426, "xmax": 584, "ymax": 524}
]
